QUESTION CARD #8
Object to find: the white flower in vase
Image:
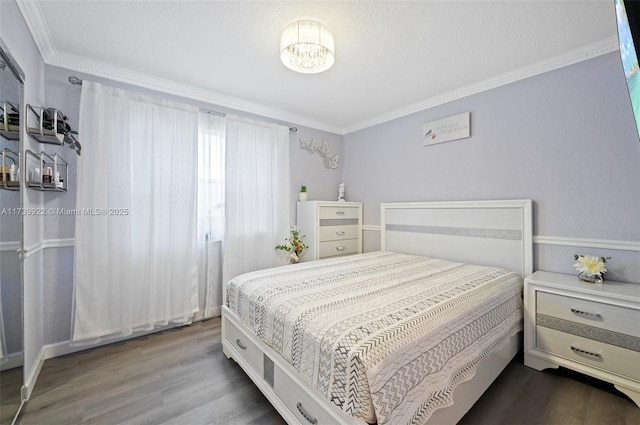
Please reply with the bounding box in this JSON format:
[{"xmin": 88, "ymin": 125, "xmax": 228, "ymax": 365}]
[{"xmin": 573, "ymin": 254, "xmax": 611, "ymax": 283}]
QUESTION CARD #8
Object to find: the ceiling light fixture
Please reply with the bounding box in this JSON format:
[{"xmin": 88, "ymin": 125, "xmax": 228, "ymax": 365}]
[{"xmin": 280, "ymin": 20, "xmax": 334, "ymax": 74}]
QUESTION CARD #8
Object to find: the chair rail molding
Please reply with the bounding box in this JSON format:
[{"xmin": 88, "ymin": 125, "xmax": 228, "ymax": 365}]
[
  {"xmin": 533, "ymin": 236, "xmax": 640, "ymax": 252},
  {"xmin": 0, "ymin": 241, "xmax": 21, "ymax": 252},
  {"xmin": 23, "ymin": 238, "xmax": 75, "ymax": 258}
]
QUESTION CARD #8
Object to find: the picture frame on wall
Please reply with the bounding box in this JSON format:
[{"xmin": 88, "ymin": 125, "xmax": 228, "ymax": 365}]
[{"xmin": 423, "ymin": 112, "xmax": 471, "ymax": 146}]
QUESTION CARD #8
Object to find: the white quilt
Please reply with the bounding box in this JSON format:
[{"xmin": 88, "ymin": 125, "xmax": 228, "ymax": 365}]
[{"xmin": 226, "ymin": 251, "xmax": 523, "ymax": 424}]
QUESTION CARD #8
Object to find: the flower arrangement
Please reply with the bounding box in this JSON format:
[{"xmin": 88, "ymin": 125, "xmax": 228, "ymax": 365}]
[
  {"xmin": 573, "ymin": 254, "xmax": 611, "ymax": 283},
  {"xmin": 275, "ymin": 226, "xmax": 309, "ymax": 263}
]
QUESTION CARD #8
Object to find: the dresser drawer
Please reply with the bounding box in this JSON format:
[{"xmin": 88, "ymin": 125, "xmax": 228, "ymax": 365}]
[
  {"xmin": 318, "ymin": 239, "xmax": 358, "ymax": 258},
  {"xmin": 537, "ymin": 291, "xmax": 640, "ymax": 337},
  {"xmin": 318, "ymin": 206, "xmax": 359, "ymax": 220},
  {"xmin": 224, "ymin": 319, "xmax": 264, "ymax": 376},
  {"xmin": 274, "ymin": 366, "xmax": 337, "ymax": 425},
  {"xmin": 318, "ymin": 224, "xmax": 358, "ymax": 242},
  {"xmin": 536, "ymin": 326, "xmax": 640, "ymax": 381}
]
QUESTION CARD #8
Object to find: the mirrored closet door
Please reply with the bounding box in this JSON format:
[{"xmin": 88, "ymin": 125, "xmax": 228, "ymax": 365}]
[{"xmin": 0, "ymin": 38, "xmax": 24, "ymax": 425}]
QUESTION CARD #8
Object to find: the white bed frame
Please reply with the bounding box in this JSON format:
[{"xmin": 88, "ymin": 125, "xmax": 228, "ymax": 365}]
[{"xmin": 222, "ymin": 199, "xmax": 532, "ymax": 424}]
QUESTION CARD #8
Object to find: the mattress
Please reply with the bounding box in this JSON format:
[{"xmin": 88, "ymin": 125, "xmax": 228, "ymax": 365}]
[{"xmin": 226, "ymin": 251, "xmax": 523, "ymax": 424}]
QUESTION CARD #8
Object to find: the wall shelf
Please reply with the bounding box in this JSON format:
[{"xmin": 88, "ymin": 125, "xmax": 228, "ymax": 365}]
[
  {"xmin": 0, "ymin": 147, "xmax": 20, "ymax": 191},
  {"xmin": 26, "ymin": 104, "xmax": 67, "ymax": 145},
  {"xmin": 0, "ymin": 101, "xmax": 20, "ymax": 141},
  {"xmin": 25, "ymin": 150, "xmax": 67, "ymax": 192}
]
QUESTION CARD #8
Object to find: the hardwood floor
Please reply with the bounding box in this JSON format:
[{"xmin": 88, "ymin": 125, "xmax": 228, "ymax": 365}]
[
  {"xmin": 1, "ymin": 366, "xmax": 23, "ymax": 425},
  {"xmin": 18, "ymin": 319, "xmax": 285, "ymax": 425},
  {"xmin": 16, "ymin": 318, "xmax": 640, "ymax": 425},
  {"xmin": 459, "ymin": 353, "xmax": 640, "ymax": 425}
]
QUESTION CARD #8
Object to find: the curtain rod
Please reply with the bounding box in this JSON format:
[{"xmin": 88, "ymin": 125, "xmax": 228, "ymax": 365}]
[
  {"xmin": 70, "ymin": 76, "xmax": 298, "ymax": 133},
  {"xmin": 202, "ymin": 108, "xmax": 225, "ymax": 117},
  {"xmin": 204, "ymin": 108, "xmax": 297, "ymax": 133}
]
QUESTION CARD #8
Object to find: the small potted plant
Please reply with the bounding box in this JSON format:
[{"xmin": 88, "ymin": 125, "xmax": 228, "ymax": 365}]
[
  {"xmin": 299, "ymin": 185, "xmax": 308, "ymax": 202},
  {"xmin": 275, "ymin": 226, "xmax": 309, "ymax": 263}
]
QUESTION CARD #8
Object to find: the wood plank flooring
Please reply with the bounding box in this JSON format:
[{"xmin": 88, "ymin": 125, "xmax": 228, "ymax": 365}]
[
  {"xmin": 16, "ymin": 318, "xmax": 640, "ymax": 425},
  {"xmin": 1, "ymin": 366, "xmax": 23, "ymax": 425}
]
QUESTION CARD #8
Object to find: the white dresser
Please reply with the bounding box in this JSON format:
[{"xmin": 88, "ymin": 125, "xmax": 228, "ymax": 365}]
[
  {"xmin": 296, "ymin": 201, "xmax": 362, "ymax": 261},
  {"xmin": 524, "ymin": 271, "xmax": 640, "ymax": 407}
]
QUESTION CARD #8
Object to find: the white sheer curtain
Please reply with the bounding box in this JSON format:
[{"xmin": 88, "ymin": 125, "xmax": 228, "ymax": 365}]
[
  {"xmin": 223, "ymin": 115, "xmax": 290, "ymax": 285},
  {"xmin": 197, "ymin": 111, "xmax": 225, "ymax": 318},
  {"xmin": 73, "ymin": 81, "xmax": 199, "ymax": 341}
]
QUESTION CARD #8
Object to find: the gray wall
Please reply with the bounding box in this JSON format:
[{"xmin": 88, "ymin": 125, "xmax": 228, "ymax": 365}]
[{"xmin": 343, "ymin": 52, "xmax": 640, "ymax": 283}]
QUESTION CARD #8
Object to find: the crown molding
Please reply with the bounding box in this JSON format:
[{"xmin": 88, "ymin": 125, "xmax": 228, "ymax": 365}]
[
  {"xmin": 49, "ymin": 52, "xmax": 343, "ymax": 134},
  {"xmin": 340, "ymin": 37, "xmax": 619, "ymax": 135},
  {"xmin": 16, "ymin": 0, "xmax": 618, "ymax": 137},
  {"xmin": 15, "ymin": 0, "xmax": 341, "ymax": 134},
  {"xmin": 16, "ymin": 0, "xmax": 56, "ymax": 62}
]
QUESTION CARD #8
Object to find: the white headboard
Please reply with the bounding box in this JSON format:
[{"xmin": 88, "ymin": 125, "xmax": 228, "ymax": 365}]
[{"xmin": 381, "ymin": 200, "xmax": 533, "ymax": 278}]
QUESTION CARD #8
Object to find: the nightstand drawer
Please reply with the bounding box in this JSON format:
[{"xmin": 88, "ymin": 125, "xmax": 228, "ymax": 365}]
[
  {"xmin": 319, "ymin": 224, "xmax": 358, "ymax": 242},
  {"xmin": 319, "ymin": 239, "xmax": 358, "ymax": 258},
  {"xmin": 536, "ymin": 326, "xmax": 640, "ymax": 381},
  {"xmin": 537, "ymin": 291, "xmax": 640, "ymax": 337},
  {"xmin": 319, "ymin": 206, "xmax": 359, "ymax": 220}
]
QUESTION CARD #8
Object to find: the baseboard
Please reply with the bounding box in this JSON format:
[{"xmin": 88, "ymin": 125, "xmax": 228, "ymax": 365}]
[
  {"xmin": 39, "ymin": 315, "xmax": 218, "ymax": 372},
  {"xmin": 42, "ymin": 323, "xmax": 176, "ymax": 360},
  {"xmin": 23, "ymin": 347, "xmax": 46, "ymax": 401},
  {"xmin": 11, "ymin": 397, "xmax": 25, "ymax": 425},
  {"xmin": 0, "ymin": 351, "xmax": 23, "ymax": 371}
]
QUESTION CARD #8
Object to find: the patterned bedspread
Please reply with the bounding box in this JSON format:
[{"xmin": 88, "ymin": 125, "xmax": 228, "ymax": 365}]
[{"xmin": 226, "ymin": 251, "xmax": 523, "ymax": 424}]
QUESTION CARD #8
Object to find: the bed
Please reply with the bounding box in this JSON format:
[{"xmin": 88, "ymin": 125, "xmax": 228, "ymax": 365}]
[{"xmin": 222, "ymin": 200, "xmax": 532, "ymax": 424}]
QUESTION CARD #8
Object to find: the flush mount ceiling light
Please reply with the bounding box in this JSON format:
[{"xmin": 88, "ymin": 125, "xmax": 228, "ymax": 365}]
[{"xmin": 280, "ymin": 20, "xmax": 334, "ymax": 74}]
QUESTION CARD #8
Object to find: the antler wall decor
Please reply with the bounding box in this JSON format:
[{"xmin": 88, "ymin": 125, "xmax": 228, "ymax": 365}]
[{"xmin": 299, "ymin": 138, "xmax": 340, "ymax": 169}]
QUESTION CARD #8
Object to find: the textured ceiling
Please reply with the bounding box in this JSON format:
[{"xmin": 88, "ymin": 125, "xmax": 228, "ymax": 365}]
[{"xmin": 20, "ymin": 1, "xmax": 618, "ymax": 134}]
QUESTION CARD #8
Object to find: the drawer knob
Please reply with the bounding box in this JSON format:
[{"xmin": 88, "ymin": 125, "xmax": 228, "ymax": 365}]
[
  {"xmin": 296, "ymin": 402, "xmax": 318, "ymax": 424},
  {"xmin": 570, "ymin": 308, "xmax": 602, "ymax": 319},
  {"xmin": 335, "ymin": 211, "xmax": 345, "ymax": 215},
  {"xmin": 336, "ymin": 246, "xmax": 345, "ymax": 251},
  {"xmin": 336, "ymin": 231, "xmax": 345, "ymax": 236},
  {"xmin": 570, "ymin": 345, "xmax": 602, "ymax": 359},
  {"xmin": 235, "ymin": 339, "xmax": 247, "ymax": 350}
]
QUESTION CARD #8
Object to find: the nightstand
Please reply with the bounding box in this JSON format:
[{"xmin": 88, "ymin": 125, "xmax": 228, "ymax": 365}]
[{"xmin": 524, "ymin": 271, "xmax": 640, "ymax": 407}]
